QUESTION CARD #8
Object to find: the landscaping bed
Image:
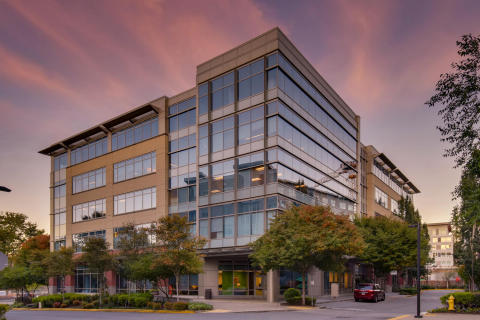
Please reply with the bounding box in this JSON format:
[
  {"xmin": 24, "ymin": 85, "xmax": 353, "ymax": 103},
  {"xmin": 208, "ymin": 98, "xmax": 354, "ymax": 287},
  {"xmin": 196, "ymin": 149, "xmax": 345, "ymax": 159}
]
[
  {"xmin": 429, "ymin": 291, "xmax": 480, "ymax": 314},
  {"xmin": 21, "ymin": 293, "xmax": 213, "ymax": 312}
]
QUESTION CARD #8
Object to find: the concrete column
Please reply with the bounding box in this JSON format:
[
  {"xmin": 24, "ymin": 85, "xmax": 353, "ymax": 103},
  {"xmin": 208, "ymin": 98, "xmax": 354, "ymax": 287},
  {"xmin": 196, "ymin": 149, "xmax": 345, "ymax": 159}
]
[
  {"xmin": 308, "ymin": 267, "xmax": 323, "ymax": 297},
  {"xmin": 48, "ymin": 277, "xmax": 57, "ymax": 294},
  {"xmin": 199, "ymin": 259, "xmax": 218, "ymax": 298},
  {"xmin": 64, "ymin": 274, "xmax": 74, "ymax": 293},
  {"xmin": 266, "ymin": 270, "xmax": 279, "ymax": 303},
  {"xmin": 105, "ymin": 270, "xmax": 116, "ymax": 295}
]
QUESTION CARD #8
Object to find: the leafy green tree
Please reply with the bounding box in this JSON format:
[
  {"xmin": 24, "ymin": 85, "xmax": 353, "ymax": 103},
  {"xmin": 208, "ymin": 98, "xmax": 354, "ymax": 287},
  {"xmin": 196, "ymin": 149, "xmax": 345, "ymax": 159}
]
[
  {"xmin": 80, "ymin": 237, "xmax": 116, "ymax": 306},
  {"xmin": 151, "ymin": 215, "xmax": 206, "ymax": 301},
  {"xmin": 355, "ymin": 216, "xmax": 430, "ymax": 284},
  {"xmin": 44, "ymin": 247, "xmax": 75, "ymax": 297},
  {"xmin": 250, "ymin": 205, "xmax": 363, "ymax": 305},
  {"xmin": 451, "ymin": 150, "xmax": 480, "ymax": 291},
  {"xmin": 397, "ymin": 197, "xmax": 421, "ymax": 224},
  {"xmin": 426, "ymin": 33, "xmax": 480, "ymax": 168},
  {"xmin": 0, "ymin": 212, "xmax": 43, "ymax": 259}
]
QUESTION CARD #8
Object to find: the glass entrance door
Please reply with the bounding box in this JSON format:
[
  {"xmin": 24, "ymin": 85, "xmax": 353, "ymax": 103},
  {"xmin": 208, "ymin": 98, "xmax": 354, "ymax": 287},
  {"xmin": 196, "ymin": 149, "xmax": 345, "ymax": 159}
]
[{"xmin": 218, "ymin": 260, "xmax": 265, "ymax": 296}]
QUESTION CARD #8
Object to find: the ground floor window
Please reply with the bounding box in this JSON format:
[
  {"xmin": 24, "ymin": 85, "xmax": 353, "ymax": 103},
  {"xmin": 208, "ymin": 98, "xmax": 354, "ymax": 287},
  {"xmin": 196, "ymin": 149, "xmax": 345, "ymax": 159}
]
[
  {"xmin": 280, "ymin": 269, "xmax": 307, "ymax": 295},
  {"xmin": 169, "ymin": 274, "xmax": 199, "ymax": 295},
  {"xmin": 55, "ymin": 276, "xmax": 64, "ymax": 293},
  {"xmin": 218, "ymin": 260, "xmax": 264, "ymax": 296},
  {"xmin": 75, "ymin": 266, "xmax": 99, "ymax": 293},
  {"xmin": 115, "ymin": 273, "xmax": 153, "ymax": 293}
]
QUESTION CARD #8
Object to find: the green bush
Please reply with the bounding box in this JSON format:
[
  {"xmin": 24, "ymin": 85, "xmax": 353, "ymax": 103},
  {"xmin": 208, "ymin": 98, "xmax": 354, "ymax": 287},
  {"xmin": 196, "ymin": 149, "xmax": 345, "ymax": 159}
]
[
  {"xmin": 284, "ymin": 288, "xmax": 301, "ymax": 300},
  {"xmin": 133, "ymin": 296, "xmax": 149, "ymax": 308},
  {"xmin": 172, "ymin": 302, "xmax": 188, "ymax": 310},
  {"xmin": 188, "ymin": 302, "xmax": 213, "ymax": 311},
  {"xmin": 147, "ymin": 302, "xmax": 163, "ymax": 310},
  {"xmin": 0, "ymin": 304, "xmax": 9, "ymax": 320},
  {"xmin": 399, "ymin": 287, "xmax": 417, "ymax": 295},
  {"xmin": 164, "ymin": 302, "xmax": 174, "ymax": 310},
  {"xmin": 440, "ymin": 292, "xmax": 480, "ymax": 309},
  {"xmin": 285, "ymin": 295, "xmax": 316, "ymax": 305},
  {"xmin": 83, "ymin": 302, "xmax": 95, "ymax": 309}
]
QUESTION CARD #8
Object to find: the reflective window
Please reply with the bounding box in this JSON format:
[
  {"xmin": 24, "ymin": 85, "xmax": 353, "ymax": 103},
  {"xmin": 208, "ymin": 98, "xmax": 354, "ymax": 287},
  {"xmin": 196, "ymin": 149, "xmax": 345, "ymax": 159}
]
[
  {"xmin": 199, "ymin": 125, "xmax": 209, "ymax": 156},
  {"xmin": 199, "ymin": 166, "xmax": 209, "ymax": 196},
  {"xmin": 211, "ymin": 159, "xmax": 234, "ymax": 193},
  {"xmin": 238, "ymin": 152, "xmax": 264, "ymax": 189},
  {"xmin": 170, "ymin": 134, "xmax": 196, "ymax": 153},
  {"xmin": 237, "ymin": 199, "xmax": 264, "ymax": 236},
  {"xmin": 114, "ymin": 151, "xmax": 156, "ymax": 183},
  {"xmin": 238, "ymin": 105, "xmax": 264, "ymax": 145},
  {"xmin": 72, "ymin": 168, "xmax": 106, "ymax": 194},
  {"xmin": 169, "ymin": 172, "xmax": 196, "ymax": 205},
  {"xmin": 169, "ymin": 147, "xmax": 196, "ymax": 169},
  {"xmin": 114, "ymin": 187, "xmax": 156, "ymax": 215},
  {"xmin": 199, "ymin": 83, "xmax": 209, "ymax": 115},
  {"xmin": 73, "ymin": 199, "xmax": 106, "ymax": 223},
  {"xmin": 375, "ymin": 187, "xmax": 388, "ymax": 208},
  {"xmin": 391, "ymin": 198, "xmax": 398, "ymax": 214},
  {"xmin": 71, "ymin": 138, "xmax": 107, "ymax": 165},
  {"xmin": 169, "ymin": 109, "xmax": 196, "ymax": 132},
  {"xmin": 169, "ymin": 96, "xmax": 196, "ymax": 116},
  {"xmin": 112, "ymin": 118, "xmax": 158, "ymax": 151},
  {"xmin": 75, "ymin": 266, "xmax": 99, "ymax": 293},
  {"xmin": 211, "ymin": 116, "xmax": 234, "ymax": 153},
  {"xmin": 268, "ymin": 67, "xmax": 357, "ymax": 153},
  {"xmin": 238, "ymin": 59, "xmax": 264, "ymax": 100},
  {"xmin": 72, "ymin": 230, "xmax": 106, "ymax": 253},
  {"xmin": 211, "ymin": 72, "xmax": 234, "ymax": 110},
  {"xmin": 54, "ymin": 153, "xmax": 68, "ymax": 170}
]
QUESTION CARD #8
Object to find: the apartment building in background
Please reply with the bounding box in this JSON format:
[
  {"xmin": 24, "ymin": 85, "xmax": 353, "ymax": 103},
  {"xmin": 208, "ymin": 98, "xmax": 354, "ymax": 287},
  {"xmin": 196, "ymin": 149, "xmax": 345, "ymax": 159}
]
[
  {"xmin": 39, "ymin": 28, "xmax": 418, "ymax": 300},
  {"xmin": 360, "ymin": 145, "xmax": 419, "ymax": 218},
  {"xmin": 426, "ymin": 222, "xmax": 457, "ymax": 282}
]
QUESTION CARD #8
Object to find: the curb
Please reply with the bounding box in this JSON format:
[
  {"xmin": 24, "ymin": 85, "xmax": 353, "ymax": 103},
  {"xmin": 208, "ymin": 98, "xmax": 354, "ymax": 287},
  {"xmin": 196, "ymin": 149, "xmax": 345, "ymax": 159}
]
[
  {"xmin": 12, "ymin": 308, "xmax": 195, "ymax": 314},
  {"xmin": 316, "ymin": 297, "xmax": 354, "ymax": 304}
]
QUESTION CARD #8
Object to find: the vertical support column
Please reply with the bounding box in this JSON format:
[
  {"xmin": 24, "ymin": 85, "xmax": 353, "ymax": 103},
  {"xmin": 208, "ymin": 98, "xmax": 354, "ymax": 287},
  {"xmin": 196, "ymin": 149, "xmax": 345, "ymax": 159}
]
[
  {"xmin": 308, "ymin": 267, "xmax": 323, "ymax": 298},
  {"xmin": 105, "ymin": 270, "xmax": 116, "ymax": 295},
  {"xmin": 266, "ymin": 270, "xmax": 279, "ymax": 303},
  {"xmin": 199, "ymin": 259, "xmax": 219, "ymax": 298},
  {"xmin": 107, "ymin": 132, "xmax": 112, "ymax": 153},
  {"xmin": 64, "ymin": 274, "xmax": 75, "ymax": 293},
  {"xmin": 48, "ymin": 277, "xmax": 57, "ymax": 294}
]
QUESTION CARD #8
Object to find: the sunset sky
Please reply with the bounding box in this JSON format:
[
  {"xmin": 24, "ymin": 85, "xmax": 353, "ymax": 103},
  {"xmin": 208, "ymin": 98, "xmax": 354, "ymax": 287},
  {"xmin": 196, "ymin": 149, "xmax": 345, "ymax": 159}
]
[{"xmin": 1, "ymin": 0, "xmax": 479, "ymax": 232}]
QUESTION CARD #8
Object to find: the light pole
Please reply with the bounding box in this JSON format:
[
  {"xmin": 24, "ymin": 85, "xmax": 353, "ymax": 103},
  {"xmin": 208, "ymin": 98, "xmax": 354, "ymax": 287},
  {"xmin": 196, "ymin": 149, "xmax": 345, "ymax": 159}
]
[{"xmin": 409, "ymin": 222, "xmax": 422, "ymax": 318}]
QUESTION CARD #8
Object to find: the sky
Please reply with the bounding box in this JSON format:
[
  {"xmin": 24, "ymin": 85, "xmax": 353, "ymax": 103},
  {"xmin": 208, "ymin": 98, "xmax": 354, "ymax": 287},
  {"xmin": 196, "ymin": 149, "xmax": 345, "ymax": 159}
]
[{"xmin": 1, "ymin": 0, "xmax": 479, "ymax": 232}]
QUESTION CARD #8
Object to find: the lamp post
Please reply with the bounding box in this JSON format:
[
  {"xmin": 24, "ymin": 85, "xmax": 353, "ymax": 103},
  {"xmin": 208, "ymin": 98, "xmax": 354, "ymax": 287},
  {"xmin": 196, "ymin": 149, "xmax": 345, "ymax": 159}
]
[{"xmin": 409, "ymin": 222, "xmax": 422, "ymax": 318}]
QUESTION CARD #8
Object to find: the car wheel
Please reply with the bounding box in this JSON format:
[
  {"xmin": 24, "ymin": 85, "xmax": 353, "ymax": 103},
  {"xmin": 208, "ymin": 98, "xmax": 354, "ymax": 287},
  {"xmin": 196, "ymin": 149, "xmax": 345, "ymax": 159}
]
[
  {"xmin": 374, "ymin": 295, "xmax": 378, "ymax": 303},
  {"xmin": 383, "ymin": 294, "xmax": 386, "ymax": 301},
  {"xmin": 355, "ymin": 298, "xmax": 359, "ymax": 302}
]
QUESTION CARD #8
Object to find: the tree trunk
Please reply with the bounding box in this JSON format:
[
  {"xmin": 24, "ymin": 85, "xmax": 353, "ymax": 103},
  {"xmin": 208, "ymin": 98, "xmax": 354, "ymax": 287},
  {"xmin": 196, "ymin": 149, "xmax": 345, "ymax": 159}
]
[
  {"xmin": 301, "ymin": 272, "xmax": 306, "ymax": 306},
  {"xmin": 175, "ymin": 273, "xmax": 180, "ymax": 302}
]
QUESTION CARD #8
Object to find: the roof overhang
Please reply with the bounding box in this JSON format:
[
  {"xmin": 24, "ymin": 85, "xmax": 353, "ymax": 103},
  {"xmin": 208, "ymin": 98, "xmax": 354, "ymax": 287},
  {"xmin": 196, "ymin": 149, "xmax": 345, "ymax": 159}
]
[{"xmin": 375, "ymin": 152, "xmax": 420, "ymax": 194}]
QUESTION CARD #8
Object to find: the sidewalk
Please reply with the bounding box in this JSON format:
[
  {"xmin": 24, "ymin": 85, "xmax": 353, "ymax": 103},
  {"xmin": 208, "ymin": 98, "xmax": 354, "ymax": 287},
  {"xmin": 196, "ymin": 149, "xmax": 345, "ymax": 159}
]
[
  {"xmin": 316, "ymin": 293, "xmax": 353, "ymax": 304},
  {"xmin": 391, "ymin": 313, "xmax": 480, "ymax": 320},
  {"xmin": 191, "ymin": 299, "xmax": 291, "ymax": 313}
]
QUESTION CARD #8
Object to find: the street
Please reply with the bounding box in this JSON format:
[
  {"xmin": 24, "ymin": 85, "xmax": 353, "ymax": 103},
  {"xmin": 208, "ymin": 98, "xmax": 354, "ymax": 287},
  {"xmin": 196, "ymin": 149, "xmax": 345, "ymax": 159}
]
[{"xmin": 6, "ymin": 290, "xmax": 455, "ymax": 320}]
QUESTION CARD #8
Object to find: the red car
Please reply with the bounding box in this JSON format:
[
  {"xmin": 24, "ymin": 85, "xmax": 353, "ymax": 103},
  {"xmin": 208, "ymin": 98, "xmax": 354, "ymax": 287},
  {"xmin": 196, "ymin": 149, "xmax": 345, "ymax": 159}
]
[{"xmin": 354, "ymin": 283, "xmax": 385, "ymax": 302}]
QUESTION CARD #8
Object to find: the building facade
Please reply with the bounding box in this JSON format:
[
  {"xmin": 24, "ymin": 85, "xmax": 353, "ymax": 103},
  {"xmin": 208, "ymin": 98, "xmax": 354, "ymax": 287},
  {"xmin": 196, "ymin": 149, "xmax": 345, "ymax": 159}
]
[
  {"xmin": 361, "ymin": 145, "xmax": 419, "ymax": 218},
  {"xmin": 426, "ymin": 222, "xmax": 457, "ymax": 282},
  {"xmin": 39, "ymin": 28, "xmax": 418, "ymax": 300}
]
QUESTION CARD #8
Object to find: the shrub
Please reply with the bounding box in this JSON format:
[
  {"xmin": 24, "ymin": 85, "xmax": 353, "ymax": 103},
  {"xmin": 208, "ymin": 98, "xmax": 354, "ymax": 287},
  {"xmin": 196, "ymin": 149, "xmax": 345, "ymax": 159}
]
[
  {"xmin": 284, "ymin": 288, "xmax": 301, "ymax": 300},
  {"xmin": 188, "ymin": 302, "xmax": 213, "ymax": 311},
  {"xmin": 285, "ymin": 295, "xmax": 316, "ymax": 305},
  {"xmin": 83, "ymin": 302, "xmax": 95, "ymax": 309},
  {"xmin": 134, "ymin": 296, "xmax": 149, "ymax": 308},
  {"xmin": 53, "ymin": 302, "xmax": 61, "ymax": 308},
  {"xmin": 172, "ymin": 302, "xmax": 188, "ymax": 310},
  {"xmin": 0, "ymin": 304, "xmax": 9, "ymax": 320},
  {"xmin": 72, "ymin": 300, "xmax": 82, "ymax": 306},
  {"xmin": 440, "ymin": 292, "xmax": 480, "ymax": 309},
  {"xmin": 399, "ymin": 287, "xmax": 417, "ymax": 295},
  {"xmin": 164, "ymin": 302, "xmax": 174, "ymax": 310},
  {"xmin": 60, "ymin": 303, "xmax": 68, "ymax": 308},
  {"xmin": 147, "ymin": 302, "xmax": 163, "ymax": 310}
]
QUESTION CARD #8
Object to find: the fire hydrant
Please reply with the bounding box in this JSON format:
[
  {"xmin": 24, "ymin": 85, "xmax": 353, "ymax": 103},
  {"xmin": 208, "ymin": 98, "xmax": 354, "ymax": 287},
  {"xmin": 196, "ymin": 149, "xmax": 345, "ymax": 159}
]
[{"xmin": 448, "ymin": 295, "xmax": 455, "ymax": 311}]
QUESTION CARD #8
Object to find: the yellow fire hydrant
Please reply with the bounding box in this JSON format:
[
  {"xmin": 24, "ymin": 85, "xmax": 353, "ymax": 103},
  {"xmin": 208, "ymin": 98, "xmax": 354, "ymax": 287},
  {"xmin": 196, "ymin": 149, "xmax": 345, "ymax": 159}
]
[{"xmin": 448, "ymin": 295, "xmax": 455, "ymax": 311}]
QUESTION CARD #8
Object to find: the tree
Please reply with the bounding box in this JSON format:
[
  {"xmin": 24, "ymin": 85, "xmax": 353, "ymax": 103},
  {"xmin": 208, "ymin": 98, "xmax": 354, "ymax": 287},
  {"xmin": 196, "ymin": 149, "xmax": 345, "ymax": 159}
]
[
  {"xmin": 442, "ymin": 270, "xmax": 456, "ymax": 289},
  {"xmin": 397, "ymin": 197, "xmax": 421, "ymax": 224},
  {"xmin": 355, "ymin": 216, "xmax": 430, "ymax": 284},
  {"xmin": 0, "ymin": 212, "xmax": 44, "ymax": 259},
  {"xmin": 250, "ymin": 205, "xmax": 364, "ymax": 305},
  {"xmin": 80, "ymin": 237, "xmax": 116, "ymax": 306},
  {"xmin": 451, "ymin": 150, "xmax": 480, "ymax": 291},
  {"xmin": 151, "ymin": 215, "xmax": 206, "ymax": 301},
  {"xmin": 44, "ymin": 247, "xmax": 75, "ymax": 297},
  {"xmin": 426, "ymin": 33, "xmax": 480, "ymax": 168}
]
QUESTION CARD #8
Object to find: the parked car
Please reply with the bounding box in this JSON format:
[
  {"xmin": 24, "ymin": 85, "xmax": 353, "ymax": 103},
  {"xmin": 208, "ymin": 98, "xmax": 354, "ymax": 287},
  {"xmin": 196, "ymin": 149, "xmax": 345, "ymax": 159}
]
[{"xmin": 354, "ymin": 283, "xmax": 385, "ymax": 302}]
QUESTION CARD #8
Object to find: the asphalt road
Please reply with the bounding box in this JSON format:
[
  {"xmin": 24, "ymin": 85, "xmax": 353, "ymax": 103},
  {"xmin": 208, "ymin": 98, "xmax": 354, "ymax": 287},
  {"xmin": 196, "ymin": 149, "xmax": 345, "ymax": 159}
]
[{"xmin": 6, "ymin": 290, "xmax": 456, "ymax": 320}]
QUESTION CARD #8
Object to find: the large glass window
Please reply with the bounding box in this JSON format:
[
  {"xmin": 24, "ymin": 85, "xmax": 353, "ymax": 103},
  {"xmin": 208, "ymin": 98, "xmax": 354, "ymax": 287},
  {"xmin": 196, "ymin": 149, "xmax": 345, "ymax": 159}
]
[
  {"xmin": 114, "ymin": 187, "xmax": 156, "ymax": 215},
  {"xmin": 169, "ymin": 147, "xmax": 196, "ymax": 169},
  {"xmin": 210, "ymin": 204, "xmax": 234, "ymax": 240},
  {"xmin": 75, "ymin": 266, "xmax": 99, "ymax": 293},
  {"xmin": 238, "ymin": 105, "xmax": 264, "ymax": 145},
  {"xmin": 114, "ymin": 151, "xmax": 156, "ymax": 183},
  {"xmin": 212, "ymin": 72, "xmax": 234, "ymax": 110},
  {"xmin": 199, "ymin": 125, "xmax": 209, "ymax": 156},
  {"xmin": 211, "ymin": 116, "xmax": 234, "ymax": 153},
  {"xmin": 268, "ymin": 67, "xmax": 357, "ymax": 153},
  {"xmin": 71, "ymin": 138, "xmax": 108, "ymax": 166},
  {"xmin": 169, "ymin": 96, "xmax": 196, "ymax": 116},
  {"xmin": 211, "ymin": 160, "xmax": 234, "ymax": 193},
  {"xmin": 238, "ymin": 59, "xmax": 264, "ymax": 100},
  {"xmin": 169, "ymin": 134, "xmax": 196, "ymax": 153},
  {"xmin": 72, "ymin": 168, "xmax": 106, "ymax": 194},
  {"xmin": 199, "ymin": 83, "xmax": 208, "ymax": 115},
  {"xmin": 54, "ymin": 153, "xmax": 68, "ymax": 171},
  {"xmin": 199, "ymin": 166, "xmax": 209, "ymax": 197},
  {"xmin": 169, "ymin": 173, "xmax": 196, "ymax": 205},
  {"xmin": 72, "ymin": 230, "xmax": 106, "ymax": 253},
  {"xmin": 112, "ymin": 118, "xmax": 158, "ymax": 151},
  {"xmin": 73, "ymin": 199, "xmax": 106, "ymax": 223},
  {"xmin": 375, "ymin": 187, "xmax": 388, "ymax": 208},
  {"xmin": 391, "ymin": 198, "xmax": 399, "ymax": 214},
  {"xmin": 237, "ymin": 152, "xmax": 264, "ymax": 189},
  {"xmin": 237, "ymin": 199, "xmax": 264, "ymax": 236},
  {"xmin": 169, "ymin": 109, "xmax": 196, "ymax": 132},
  {"xmin": 169, "ymin": 274, "xmax": 199, "ymax": 295}
]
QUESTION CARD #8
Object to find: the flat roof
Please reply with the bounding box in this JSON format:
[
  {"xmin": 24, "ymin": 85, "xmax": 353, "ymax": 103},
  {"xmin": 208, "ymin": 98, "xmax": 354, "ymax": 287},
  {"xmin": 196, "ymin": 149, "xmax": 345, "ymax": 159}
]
[{"xmin": 39, "ymin": 98, "xmax": 163, "ymax": 156}]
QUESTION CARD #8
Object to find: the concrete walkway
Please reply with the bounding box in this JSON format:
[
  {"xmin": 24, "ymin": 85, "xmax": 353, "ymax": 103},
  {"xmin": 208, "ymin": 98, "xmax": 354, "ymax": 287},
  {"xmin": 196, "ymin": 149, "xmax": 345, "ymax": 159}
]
[
  {"xmin": 391, "ymin": 313, "xmax": 480, "ymax": 320},
  {"xmin": 191, "ymin": 299, "xmax": 291, "ymax": 313}
]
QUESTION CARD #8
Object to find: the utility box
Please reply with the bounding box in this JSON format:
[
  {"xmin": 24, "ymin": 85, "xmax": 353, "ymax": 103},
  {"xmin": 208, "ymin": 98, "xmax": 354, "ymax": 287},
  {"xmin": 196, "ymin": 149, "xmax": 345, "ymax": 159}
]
[
  {"xmin": 205, "ymin": 288, "xmax": 212, "ymax": 300},
  {"xmin": 331, "ymin": 283, "xmax": 339, "ymax": 298}
]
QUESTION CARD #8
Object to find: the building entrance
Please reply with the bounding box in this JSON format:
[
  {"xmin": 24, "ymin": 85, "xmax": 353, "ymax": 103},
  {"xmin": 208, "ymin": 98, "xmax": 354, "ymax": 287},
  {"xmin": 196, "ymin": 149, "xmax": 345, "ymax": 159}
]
[{"xmin": 218, "ymin": 260, "xmax": 264, "ymax": 296}]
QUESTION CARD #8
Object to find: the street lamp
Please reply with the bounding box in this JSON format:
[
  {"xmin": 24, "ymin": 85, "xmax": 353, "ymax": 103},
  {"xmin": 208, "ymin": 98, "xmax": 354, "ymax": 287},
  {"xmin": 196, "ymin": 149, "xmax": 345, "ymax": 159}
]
[
  {"xmin": 409, "ymin": 222, "xmax": 422, "ymax": 318},
  {"xmin": 0, "ymin": 186, "xmax": 11, "ymax": 192}
]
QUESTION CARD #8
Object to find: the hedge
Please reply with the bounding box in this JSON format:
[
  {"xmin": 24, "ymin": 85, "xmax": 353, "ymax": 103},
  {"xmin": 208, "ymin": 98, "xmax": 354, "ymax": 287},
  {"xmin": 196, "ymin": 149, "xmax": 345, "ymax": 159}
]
[
  {"xmin": 0, "ymin": 304, "xmax": 9, "ymax": 320},
  {"xmin": 440, "ymin": 292, "xmax": 480, "ymax": 310},
  {"xmin": 188, "ymin": 302, "xmax": 213, "ymax": 311},
  {"xmin": 399, "ymin": 287, "xmax": 418, "ymax": 295}
]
